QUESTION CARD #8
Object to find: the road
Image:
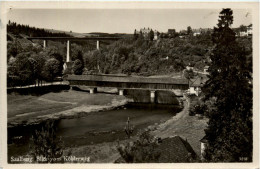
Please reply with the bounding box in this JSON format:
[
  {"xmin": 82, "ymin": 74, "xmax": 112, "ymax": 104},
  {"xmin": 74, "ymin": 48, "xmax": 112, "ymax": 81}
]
[{"xmin": 151, "ymin": 101, "xmax": 208, "ymax": 156}]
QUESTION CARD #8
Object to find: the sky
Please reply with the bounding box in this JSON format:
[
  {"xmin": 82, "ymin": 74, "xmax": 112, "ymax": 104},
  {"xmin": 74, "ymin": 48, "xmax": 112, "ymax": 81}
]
[{"xmin": 7, "ymin": 9, "xmax": 252, "ymax": 34}]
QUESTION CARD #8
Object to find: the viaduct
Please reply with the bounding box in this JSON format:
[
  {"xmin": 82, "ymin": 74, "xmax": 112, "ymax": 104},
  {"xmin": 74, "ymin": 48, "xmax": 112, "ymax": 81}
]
[{"xmin": 26, "ymin": 37, "xmax": 122, "ymax": 62}]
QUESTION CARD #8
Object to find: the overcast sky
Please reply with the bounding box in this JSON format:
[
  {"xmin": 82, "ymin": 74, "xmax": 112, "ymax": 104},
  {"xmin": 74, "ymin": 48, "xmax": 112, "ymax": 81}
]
[{"xmin": 7, "ymin": 9, "xmax": 252, "ymax": 34}]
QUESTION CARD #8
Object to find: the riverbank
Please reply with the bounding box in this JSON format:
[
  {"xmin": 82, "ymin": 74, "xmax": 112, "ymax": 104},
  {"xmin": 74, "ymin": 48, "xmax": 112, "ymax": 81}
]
[
  {"xmin": 151, "ymin": 101, "xmax": 208, "ymax": 156},
  {"xmin": 8, "ymin": 91, "xmax": 177, "ymax": 162},
  {"xmin": 8, "ymin": 90, "xmax": 128, "ymax": 127},
  {"xmin": 8, "ymin": 89, "xmax": 207, "ymax": 163},
  {"xmin": 61, "ymin": 100, "xmax": 207, "ymax": 163}
]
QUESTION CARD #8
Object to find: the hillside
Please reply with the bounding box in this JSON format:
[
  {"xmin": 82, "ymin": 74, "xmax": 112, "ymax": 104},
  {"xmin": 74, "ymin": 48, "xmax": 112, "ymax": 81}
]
[
  {"xmin": 44, "ymin": 29, "xmax": 132, "ymax": 38},
  {"xmin": 7, "ymin": 21, "xmax": 72, "ymax": 37},
  {"xmin": 7, "ymin": 21, "xmax": 252, "ymax": 87},
  {"xmin": 83, "ymin": 35, "xmax": 213, "ymax": 75},
  {"xmin": 81, "ymin": 34, "xmax": 252, "ymax": 77},
  {"xmin": 44, "ymin": 28, "xmax": 92, "ymax": 38},
  {"xmin": 7, "ymin": 21, "xmax": 129, "ymax": 38}
]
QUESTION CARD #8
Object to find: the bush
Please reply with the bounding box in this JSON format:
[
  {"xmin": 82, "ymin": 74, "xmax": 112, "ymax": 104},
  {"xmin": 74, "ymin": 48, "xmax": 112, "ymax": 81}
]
[
  {"xmin": 72, "ymin": 59, "xmax": 84, "ymax": 75},
  {"xmin": 117, "ymin": 131, "xmax": 160, "ymax": 163},
  {"xmin": 30, "ymin": 120, "xmax": 63, "ymax": 163},
  {"xmin": 189, "ymin": 101, "xmax": 207, "ymax": 116}
]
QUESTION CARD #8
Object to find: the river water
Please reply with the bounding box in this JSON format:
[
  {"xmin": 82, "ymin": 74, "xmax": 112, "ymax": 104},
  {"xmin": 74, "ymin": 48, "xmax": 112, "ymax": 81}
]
[{"xmin": 8, "ymin": 103, "xmax": 181, "ymax": 161}]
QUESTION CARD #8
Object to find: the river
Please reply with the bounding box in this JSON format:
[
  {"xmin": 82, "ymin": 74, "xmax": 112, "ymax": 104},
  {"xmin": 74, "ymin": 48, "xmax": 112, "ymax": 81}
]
[{"xmin": 8, "ymin": 103, "xmax": 181, "ymax": 162}]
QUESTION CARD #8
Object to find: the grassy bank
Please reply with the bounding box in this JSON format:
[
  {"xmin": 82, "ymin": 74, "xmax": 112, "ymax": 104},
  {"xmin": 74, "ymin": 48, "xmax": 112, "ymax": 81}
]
[{"xmin": 8, "ymin": 90, "xmax": 128, "ymax": 127}]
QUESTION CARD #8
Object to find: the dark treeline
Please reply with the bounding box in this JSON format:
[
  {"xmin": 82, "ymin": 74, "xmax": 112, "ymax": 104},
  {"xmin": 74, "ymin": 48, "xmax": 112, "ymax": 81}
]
[{"xmin": 7, "ymin": 21, "xmax": 72, "ymax": 37}]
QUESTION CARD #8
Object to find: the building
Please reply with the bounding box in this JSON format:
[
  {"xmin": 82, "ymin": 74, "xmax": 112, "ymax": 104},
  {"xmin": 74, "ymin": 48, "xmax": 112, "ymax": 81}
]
[
  {"xmin": 192, "ymin": 29, "xmax": 201, "ymax": 36},
  {"xmin": 63, "ymin": 62, "xmax": 74, "ymax": 73},
  {"xmin": 154, "ymin": 30, "xmax": 159, "ymax": 40},
  {"xmin": 186, "ymin": 65, "xmax": 194, "ymax": 71},
  {"xmin": 200, "ymin": 135, "xmax": 209, "ymax": 161},
  {"xmin": 192, "ymin": 28, "xmax": 212, "ymax": 36},
  {"xmin": 239, "ymin": 31, "xmax": 248, "ymax": 37},
  {"xmin": 168, "ymin": 29, "xmax": 176, "ymax": 37},
  {"xmin": 236, "ymin": 24, "xmax": 253, "ymax": 37},
  {"xmin": 139, "ymin": 27, "xmax": 151, "ymax": 39},
  {"xmin": 188, "ymin": 75, "xmax": 208, "ymax": 96},
  {"xmin": 179, "ymin": 30, "xmax": 188, "ymax": 36},
  {"xmin": 115, "ymin": 136, "xmax": 197, "ymax": 163},
  {"xmin": 155, "ymin": 136, "xmax": 197, "ymax": 162},
  {"xmin": 247, "ymin": 24, "xmax": 252, "ymax": 36},
  {"xmin": 204, "ymin": 66, "xmax": 209, "ymax": 73},
  {"xmin": 136, "ymin": 27, "xmax": 158, "ymax": 41}
]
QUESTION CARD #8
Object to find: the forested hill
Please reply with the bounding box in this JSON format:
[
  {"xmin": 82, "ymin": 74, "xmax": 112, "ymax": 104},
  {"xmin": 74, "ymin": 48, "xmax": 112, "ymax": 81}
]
[
  {"xmin": 83, "ymin": 34, "xmax": 252, "ymax": 75},
  {"xmin": 7, "ymin": 21, "xmax": 72, "ymax": 37},
  {"xmin": 7, "ymin": 21, "xmax": 131, "ymax": 38},
  {"xmin": 84, "ymin": 36, "xmax": 213, "ymax": 75},
  {"xmin": 7, "ymin": 20, "xmax": 252, "ymax": 87}
]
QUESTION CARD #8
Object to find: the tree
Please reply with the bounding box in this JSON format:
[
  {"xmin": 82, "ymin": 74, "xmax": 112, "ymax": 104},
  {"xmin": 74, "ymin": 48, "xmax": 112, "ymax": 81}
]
[
  {"xmin": 187, "ymin": 26, "xmax": 192, "ymax": 35},
  {"xmin": 42, "ymin": 46, "xmax": 64, "ymax": 76},
  {"xmin": 202, "ymin": 8, "xmax": 252, "ymax": 162},
  {"xmin": 72, "ymin": 50, "xmax": 84, "ymax": 75},
  {"xmin": 139, "ymin": 30, "xmax": 144, "ymax": 40},
  {"xmin": 72, "ymin": 59, "xmax": 84, "ymax": 75},
  {"xmin": 30, "ymin": 120, "xmax": 63, "ymax": 163},
  {"xmin": 42, "ymin": 58, "xmax": 60, "ymax": 82},
  {"xmin": 30, "ymin": 53, "xmax": 46, "ymax": 86},
  {"xmin": 7, "ymin": 39, "xmax": 23, "ymax": 59},
  {"xmin": 239, "ymin": 25, "xmax": 247, "ymax": 32},
  {"xmin": 51, "ymin": 53, "xmax": 63, "ymax": 76},
  {"xmin": 7, "ymin": 57, "xmax": 19, "ymax": 87},
  {"xmin": 148, "ymin": 29, "xmax": 154, "ymax": 41},
  {"xmin": 12, "ymin": 52, "xmax": 35, "ymax": 86},
  {"xmin": 168, "ymin": 29, "xmax": 176, "ymax": 38},
  {"xmin": 183, "ymin": 68, "xmax": 194, "ymax": 87},
  {"xmin": 134, "ymin": 29, "xmax": 138, "ymax": 40},
  {"xmin": 7, "ymin": 21, "xmax": 72, "ymax": 38},
  {"xmin": 156, "ymin": 31, "xmax": 160, "ymax": 38},
  {"xmin": 75, "ymin": 50, "xmax": 84, "ymax": 63},
  {"xmin": 117, "ymin": 131, "xmax": 160, "ymax": 163}
]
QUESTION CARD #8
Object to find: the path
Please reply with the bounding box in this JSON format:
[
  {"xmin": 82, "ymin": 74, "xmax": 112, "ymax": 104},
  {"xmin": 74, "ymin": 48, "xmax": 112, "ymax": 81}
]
[
  {"xmin": 151, "ymin": 101, "xmax": 208, "ymax": 156},
  {"xmin": 7, "ymin": 81, "xmax": 68, "ymax": 89}
]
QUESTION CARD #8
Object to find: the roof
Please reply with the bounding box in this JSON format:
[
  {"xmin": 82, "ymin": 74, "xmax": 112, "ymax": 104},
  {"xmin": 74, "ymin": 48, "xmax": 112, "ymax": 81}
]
[
  {"xmin": 115, "ymin": 136, "xmax": 197, "ymax": 163},
  {"xmin": 200, "ymin": 135, "xmax": 209, "ymax": 143},
  {"xmin": 190, "ymin": 75, "xmax": 208, "ymax": 87},
  {"xmin": 67, "ymin": 75, "xmax": 189, "ymax": 85},
  {"xmin": 156, "ymin": 136, "xmax": 197, "ymax": 162},
  {"xmin": 168, "ymin": 29, "xmax": 176, "ymax": 33}
]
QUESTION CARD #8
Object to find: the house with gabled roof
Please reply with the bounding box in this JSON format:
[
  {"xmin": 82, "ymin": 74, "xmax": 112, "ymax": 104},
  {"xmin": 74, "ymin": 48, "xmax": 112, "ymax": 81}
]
[{"xmin": 115, "ymin": 136, "xmax": 197, "ymax": 163}]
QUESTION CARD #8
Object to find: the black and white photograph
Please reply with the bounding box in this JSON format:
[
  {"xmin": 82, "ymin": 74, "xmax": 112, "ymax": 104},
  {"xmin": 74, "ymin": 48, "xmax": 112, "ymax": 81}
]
[{"xmin": 0, "ymin": 1, "xmax": 259, "ymax": 169}]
